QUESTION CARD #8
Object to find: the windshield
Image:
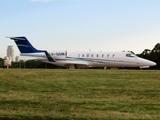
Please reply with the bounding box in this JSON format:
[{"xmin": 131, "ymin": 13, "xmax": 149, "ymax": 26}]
[{"xmin": 126, "ymin": 54, "xmax": 135, "ymax": 57}]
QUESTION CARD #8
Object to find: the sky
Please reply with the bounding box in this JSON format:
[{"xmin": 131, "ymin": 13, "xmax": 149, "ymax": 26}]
[{"xmin": 1, "ymin": 0, "xmax": 160, "ymax": 57}]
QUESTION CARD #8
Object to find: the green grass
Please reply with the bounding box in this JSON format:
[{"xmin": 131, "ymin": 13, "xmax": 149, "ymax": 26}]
[{"xmin": 0, "ymin": 69, "xmax": 160, "ymax": 120}]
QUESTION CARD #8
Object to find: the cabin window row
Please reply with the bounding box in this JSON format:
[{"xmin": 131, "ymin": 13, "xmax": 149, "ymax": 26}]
[{"xmin": 78, "ymin": 54, "xmax": 115, "ymax": 58}]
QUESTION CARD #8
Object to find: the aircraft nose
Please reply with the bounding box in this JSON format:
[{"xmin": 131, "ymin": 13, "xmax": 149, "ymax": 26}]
[
  {"xmin": 147, "ymin": 61, "xmax": 157, "ymax": 66},
  {"xmin": 137, "ymin": 57, "xmax": 156, "ymax": 67},
  {"xmin": 151, "ymin": 61, "xmax": 157, "ymax": 66}
]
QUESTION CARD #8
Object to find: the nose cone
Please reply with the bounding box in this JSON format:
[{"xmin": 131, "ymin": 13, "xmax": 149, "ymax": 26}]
[
  {"xmin": 137, "ymin": 57, "xmax": 156, "ymax": 67},
  {"xmin": 146, "ymin": 60, "xmax": 157, "ymax": 66}
]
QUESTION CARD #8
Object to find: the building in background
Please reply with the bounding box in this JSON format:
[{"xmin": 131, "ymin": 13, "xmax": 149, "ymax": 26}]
[
  {"xmin": 3, "ymin": 56, "xmax": 8, "ymax": 60},
  {"xmin": 15, "ymin": 56, "xmax": 19, "ymax": 62},
  {"xmin": 7, "ymin": 46, "xmax": 14, "ymax": 62}
]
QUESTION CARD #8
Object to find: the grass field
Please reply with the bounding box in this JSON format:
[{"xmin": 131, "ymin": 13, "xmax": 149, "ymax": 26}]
[{"xmin": 0, "ymin": 69, "xmax": 160, "ymax": 120}]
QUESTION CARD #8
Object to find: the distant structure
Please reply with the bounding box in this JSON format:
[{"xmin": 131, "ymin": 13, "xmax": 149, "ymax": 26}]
[
  {"xmin": 7, "ymin": 46, "xmax": 14, "ymax": 62},
  {"xmin": 3, "ymin": 56, "xmax": 8, "ymax": 60},
  {"xmin": 15, "ymin": 56, "xmax": 20, "ymax": 62}
]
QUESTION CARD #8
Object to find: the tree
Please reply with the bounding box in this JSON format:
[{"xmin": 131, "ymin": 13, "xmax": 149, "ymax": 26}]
[
  {"xmin": 138, "ymin": 43, "xmax": 160, "ymax": 69},
  {"xmin": 0, "ymin": 58, "xmax": 4, "ymax": 68},
  {"xmin": 150, "ymin": 43, "xmax": 160, "ymax": 69}
]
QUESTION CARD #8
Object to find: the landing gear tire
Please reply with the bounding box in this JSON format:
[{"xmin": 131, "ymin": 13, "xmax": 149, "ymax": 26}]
[{"xmin": 69, "ymin": 64, "xmax": 75, "ymax": 69}]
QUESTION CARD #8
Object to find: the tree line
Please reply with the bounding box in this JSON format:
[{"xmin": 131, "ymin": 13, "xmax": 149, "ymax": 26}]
[
  {"xmin": 0, "ymin": 43, "xmax": 160, "ymax": 69},
  {"xmin": 0, "ymin": 58, "xmax": 64, "ymax": 69}
]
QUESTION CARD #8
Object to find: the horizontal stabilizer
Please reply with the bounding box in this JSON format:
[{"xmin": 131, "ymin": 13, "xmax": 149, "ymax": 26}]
[{"xmin": 6, "ymin": 36, "xmax": 26, "ymax": 41}]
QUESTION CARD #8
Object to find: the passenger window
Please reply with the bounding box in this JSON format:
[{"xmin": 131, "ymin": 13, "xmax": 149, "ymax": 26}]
[
  {"xmin": 113, "ymin": 54, "xmax": 115, "ymax": 57},
  {"xmin": 91, "ymin": 54, "xmax": 93, "ymax": 57},
  {"xmin": 97, "ymin": 54, "xmax": 99, "ymax": 58},
  {"xmin": 82, "ymin": 54, "xmax": 84, "ymax": 57},
  {"xmin": 87, "ymin": 54, "xmax": 89, "ymax": 57},
  {"xmin": 102, "ymin": 54, "xmax": 104, "ymax": 58},
  {"xmin": 107, "ymin": 54, "xmax": 109, "ymax": 57}
]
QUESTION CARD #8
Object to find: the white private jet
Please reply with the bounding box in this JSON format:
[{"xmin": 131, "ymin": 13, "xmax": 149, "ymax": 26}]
[{"xmin": 7, "ymin": 36, "xmax": 156, "ymax": 69}]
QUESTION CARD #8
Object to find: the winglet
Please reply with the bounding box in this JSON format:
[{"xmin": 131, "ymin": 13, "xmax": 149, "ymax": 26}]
[{"xmin": 44, "ymin": 51, "xmax": 56, "ymax": 62}]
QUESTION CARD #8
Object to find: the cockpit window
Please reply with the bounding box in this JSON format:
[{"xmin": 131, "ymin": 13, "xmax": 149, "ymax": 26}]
[{"xmin": 126, "ymin": 54, "xmax": 135, "ymax": 57}]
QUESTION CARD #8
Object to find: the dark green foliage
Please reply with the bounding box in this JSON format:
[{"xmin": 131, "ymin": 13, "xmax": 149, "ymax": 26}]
[
  {"xmin": 0, "ymin": 58, "xmax": 4, "ymax": 68},
  {"xmin": 10, "ymin": 60, "xmax": 64, "ymax": 69}
]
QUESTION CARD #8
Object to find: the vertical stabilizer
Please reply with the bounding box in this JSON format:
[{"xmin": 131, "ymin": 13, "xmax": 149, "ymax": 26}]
[{"xmin": 7, "ymin": 36, "xmax": 44, "ymax": 53}]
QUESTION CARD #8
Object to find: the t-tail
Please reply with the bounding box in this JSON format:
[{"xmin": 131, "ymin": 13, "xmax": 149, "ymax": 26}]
[
  {"xmin": 6, "ymin": 36, "xmax": 44, "ymax": 53},
  {"xmin": 7, "ymin": 36, "xmax": 56, "ymax": 62}
]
